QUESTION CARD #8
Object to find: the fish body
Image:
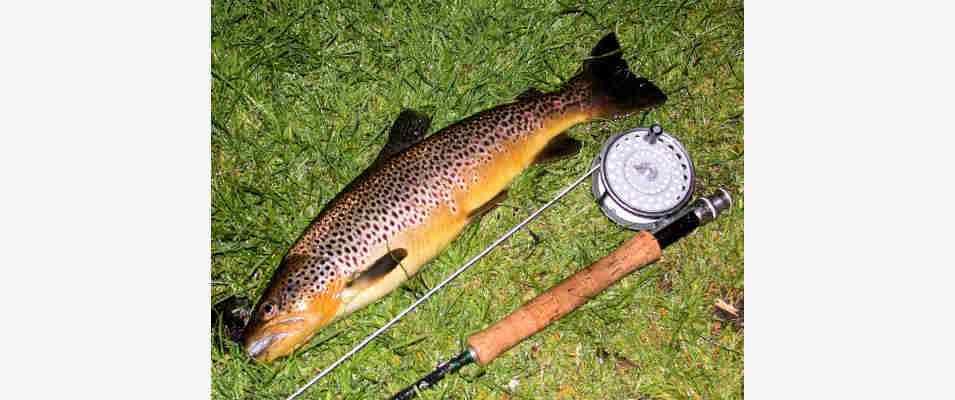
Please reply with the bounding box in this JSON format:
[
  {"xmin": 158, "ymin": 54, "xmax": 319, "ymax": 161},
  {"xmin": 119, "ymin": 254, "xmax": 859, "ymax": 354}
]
[{"xmin": 242, "ymin": 33, "xmax": 666, "ymax": 362}]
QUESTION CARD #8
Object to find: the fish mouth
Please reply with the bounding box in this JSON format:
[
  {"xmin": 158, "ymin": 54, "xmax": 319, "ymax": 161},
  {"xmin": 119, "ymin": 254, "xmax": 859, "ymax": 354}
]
[
  {"xmin": 246, "ymin": 332, "xmax": 290, "ymax": 359},
  {"xmin": 244, "ymin": 316, "xmax": 306, "ymax": 360}
]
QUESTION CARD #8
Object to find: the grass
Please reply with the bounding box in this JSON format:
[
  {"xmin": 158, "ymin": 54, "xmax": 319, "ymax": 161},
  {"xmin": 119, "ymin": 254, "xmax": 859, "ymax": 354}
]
[{"xmin": 212, "ymin": 0, "xmax": 743, "ymax": 399}]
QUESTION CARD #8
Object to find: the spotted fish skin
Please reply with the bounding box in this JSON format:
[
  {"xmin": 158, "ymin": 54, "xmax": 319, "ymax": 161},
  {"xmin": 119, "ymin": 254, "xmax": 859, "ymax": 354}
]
[{"xmin": 241, "ymin": 33, "xmax": 667, "ymax": 362}]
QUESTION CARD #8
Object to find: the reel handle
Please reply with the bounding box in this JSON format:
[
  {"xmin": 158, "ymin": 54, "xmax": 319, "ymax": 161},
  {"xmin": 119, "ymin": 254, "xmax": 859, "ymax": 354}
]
[{"xmin": 466, "ymin": 231, "xmax": 662, "ymax": 365}]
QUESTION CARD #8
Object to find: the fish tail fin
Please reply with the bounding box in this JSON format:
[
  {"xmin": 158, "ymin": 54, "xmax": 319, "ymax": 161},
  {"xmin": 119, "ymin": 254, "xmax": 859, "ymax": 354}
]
[{"xmin": 576, "ymin": 33, "xmax": 667, "ymax": 119}]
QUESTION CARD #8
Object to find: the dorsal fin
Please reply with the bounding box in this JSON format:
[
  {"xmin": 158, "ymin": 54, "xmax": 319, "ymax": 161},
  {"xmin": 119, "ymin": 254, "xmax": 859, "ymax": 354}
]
[
  {"xmin": 369, "ymin": 109, "xmax": 431, "ymax": 168},
  {"xmin": 516, "ymin": 87, "xmax": 544, "ymax": 100},
  {"xmin": 314, "ymin": 110, "xmax": 431, "ymax": 218}
]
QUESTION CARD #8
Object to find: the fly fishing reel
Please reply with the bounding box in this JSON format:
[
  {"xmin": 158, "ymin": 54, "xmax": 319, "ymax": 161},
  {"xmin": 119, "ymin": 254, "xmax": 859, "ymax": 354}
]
[{"xmin": 592, "ymin": 124, "xmax": 695, "ymax": 231}]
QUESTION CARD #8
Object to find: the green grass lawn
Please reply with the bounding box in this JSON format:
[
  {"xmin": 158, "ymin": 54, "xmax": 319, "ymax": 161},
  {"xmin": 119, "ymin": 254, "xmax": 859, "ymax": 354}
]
[{"xmin": 212, "ymin": 0, "xmax": 743, "ymax": 398}]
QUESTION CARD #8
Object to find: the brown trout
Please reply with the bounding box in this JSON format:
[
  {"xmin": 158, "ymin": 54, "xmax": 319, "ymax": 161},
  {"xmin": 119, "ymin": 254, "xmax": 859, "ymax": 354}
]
[{"xmin": 241, "ymin": 33, "xmax": 666, "ymax": 362}]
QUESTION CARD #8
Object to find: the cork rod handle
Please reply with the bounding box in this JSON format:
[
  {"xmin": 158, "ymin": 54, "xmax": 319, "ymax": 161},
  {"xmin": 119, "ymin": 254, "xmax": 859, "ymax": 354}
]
[{"xmin": 466, "ymin": 231, "xmax": 662, "ymax": 365}]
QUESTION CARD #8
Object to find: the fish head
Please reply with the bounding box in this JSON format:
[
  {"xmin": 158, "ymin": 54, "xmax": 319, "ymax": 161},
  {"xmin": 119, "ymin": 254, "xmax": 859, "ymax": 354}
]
[{"xmin": 241, "ymin": 255, "xmax": 344, "ymax": 362}]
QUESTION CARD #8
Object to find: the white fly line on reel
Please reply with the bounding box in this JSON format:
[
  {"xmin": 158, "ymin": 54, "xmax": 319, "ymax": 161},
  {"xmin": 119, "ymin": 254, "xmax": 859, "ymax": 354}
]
[{"xmin": 592, "ymin": 124, "xmax": 695, "ymax": 231}]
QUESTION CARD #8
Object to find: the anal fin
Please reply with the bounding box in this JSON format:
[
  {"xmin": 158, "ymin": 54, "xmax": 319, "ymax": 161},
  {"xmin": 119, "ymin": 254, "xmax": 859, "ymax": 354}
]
[{"xmin": 533, "ymin": 134, "xmax": 582, "ymax": 165}]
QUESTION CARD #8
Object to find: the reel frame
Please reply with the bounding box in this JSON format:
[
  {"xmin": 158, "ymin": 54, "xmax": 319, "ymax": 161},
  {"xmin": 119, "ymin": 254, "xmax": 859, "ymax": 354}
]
[{"xmin": 591, "ymin": 124, "xmax": 696, "ymax": 231}]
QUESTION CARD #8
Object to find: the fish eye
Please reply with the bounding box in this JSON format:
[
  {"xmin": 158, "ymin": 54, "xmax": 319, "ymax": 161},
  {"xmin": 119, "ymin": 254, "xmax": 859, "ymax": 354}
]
[{"xmin": 261, "ymin": 302, "xmax": 276, "ymax": 318}]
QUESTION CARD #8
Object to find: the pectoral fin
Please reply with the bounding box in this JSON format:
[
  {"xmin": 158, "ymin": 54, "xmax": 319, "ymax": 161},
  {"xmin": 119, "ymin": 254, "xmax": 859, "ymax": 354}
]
[{"xmin": 344, "ymin": 248, "xmax": 409, "ymax": 294}]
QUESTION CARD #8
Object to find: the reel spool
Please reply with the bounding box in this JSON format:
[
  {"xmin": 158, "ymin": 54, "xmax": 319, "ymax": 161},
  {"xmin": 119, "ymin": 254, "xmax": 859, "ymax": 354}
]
[{"xmin": 592, "ymin": 124, "xmax": 695, "ymax": 231}]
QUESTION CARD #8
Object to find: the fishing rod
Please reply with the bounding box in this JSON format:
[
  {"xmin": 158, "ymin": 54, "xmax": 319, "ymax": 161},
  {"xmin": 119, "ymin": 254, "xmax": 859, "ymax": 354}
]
[
  {"xmin": 287, "ymin": 124, "xmax": 712, "ymax": 399},
  {"xmin": 389, "ymin": 188, "xmax": 732, "ymax": 400}
]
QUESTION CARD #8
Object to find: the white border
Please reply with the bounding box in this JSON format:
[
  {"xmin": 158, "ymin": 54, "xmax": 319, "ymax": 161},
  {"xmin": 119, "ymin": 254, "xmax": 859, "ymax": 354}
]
[
  {"xmin": 747, "ymin": 1, "xmax": 954, "ymax": 398},
  {"xmin": 1, "ymin": 1, "xmax": 954, "ymax": 398},
  {"xmin": 0, "ymin": 3, "xmax": 210, "ymax": 398}
]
